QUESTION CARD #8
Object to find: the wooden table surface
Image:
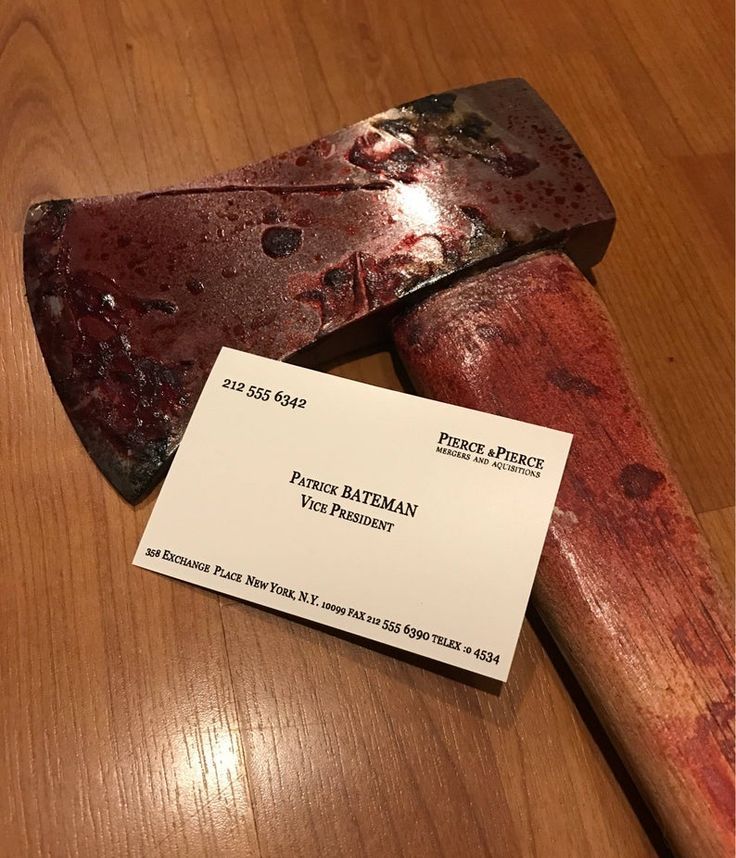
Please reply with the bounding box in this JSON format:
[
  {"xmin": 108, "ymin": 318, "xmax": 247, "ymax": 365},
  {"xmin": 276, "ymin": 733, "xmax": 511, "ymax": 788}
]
[{"xmin": 0, "ymin": 2, "xmax": 733, "ymax": 856}]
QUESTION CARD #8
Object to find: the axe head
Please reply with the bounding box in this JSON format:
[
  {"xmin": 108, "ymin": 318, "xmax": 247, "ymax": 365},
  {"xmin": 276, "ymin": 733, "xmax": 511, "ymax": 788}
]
[{"xmin": 24, "ymin": 78, "xmax": 614, "ymax": 502}]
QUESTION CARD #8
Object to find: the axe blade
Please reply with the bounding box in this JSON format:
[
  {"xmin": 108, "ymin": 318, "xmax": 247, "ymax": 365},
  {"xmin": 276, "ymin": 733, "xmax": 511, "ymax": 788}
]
[{"xmin": 24, "ymin": 79, "xmax": 613, "ymax": 502}]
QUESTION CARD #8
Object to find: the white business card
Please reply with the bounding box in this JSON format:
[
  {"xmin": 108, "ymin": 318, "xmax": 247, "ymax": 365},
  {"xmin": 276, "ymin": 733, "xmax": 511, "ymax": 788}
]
[{"xmin": 134, "ymin": 347, "xmax": 571, "ymax": 680}]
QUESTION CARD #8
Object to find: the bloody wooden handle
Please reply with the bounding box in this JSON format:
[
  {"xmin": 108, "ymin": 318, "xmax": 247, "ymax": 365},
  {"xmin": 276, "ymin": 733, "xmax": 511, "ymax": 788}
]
[{"xmin": 392, "ymin": 251, "xmax": 734, "ymax": 858}]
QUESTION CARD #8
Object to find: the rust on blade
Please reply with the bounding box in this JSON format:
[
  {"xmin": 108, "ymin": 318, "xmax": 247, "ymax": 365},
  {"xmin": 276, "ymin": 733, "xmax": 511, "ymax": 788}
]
[{"xmin": 24, "ymin": 78, "xmax": 615, "ymax": 502}]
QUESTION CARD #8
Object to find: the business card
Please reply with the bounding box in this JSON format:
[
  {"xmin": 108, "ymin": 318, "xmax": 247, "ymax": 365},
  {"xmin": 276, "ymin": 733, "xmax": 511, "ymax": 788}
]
[{"xmin": 134, "ymin": 347, "xmax": 571, "ymax": 680}]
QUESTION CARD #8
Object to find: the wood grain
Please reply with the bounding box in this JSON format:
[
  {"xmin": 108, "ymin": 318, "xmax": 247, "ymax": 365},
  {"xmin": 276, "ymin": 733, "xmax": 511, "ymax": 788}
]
[
  {"xmin": 392, "ymin": 251, "xmax": 734, "ymax": 856},
  {"xmin": 0, "ymin": 1, "xmax": 732, "ymax": 856},
  {"xmin": 699, "ymin": 507, "xmax": 735, "ymax": 588},
  {"xmin": 221, "ymin": 599, "xmax": 655, "ymax": 858}
]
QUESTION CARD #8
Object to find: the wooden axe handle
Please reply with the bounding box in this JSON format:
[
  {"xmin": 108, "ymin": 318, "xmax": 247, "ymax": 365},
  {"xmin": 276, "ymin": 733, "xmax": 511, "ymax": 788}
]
[{"xmin": 392, "ymin": 251, "xmax": 734, "ymax": 858}]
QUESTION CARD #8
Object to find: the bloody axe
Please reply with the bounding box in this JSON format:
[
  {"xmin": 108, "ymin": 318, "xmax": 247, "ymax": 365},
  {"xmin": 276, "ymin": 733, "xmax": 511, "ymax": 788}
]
[{"xmin": 23, "ymin": 79, "xmax": 733, "ymax": 856}]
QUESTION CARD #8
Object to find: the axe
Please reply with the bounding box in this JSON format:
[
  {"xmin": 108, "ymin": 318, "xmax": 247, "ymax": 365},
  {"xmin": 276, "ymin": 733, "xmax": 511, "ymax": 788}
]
[{"xmin": 23, "ymin": 79, "xmax": 733, "ymax": 856}]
